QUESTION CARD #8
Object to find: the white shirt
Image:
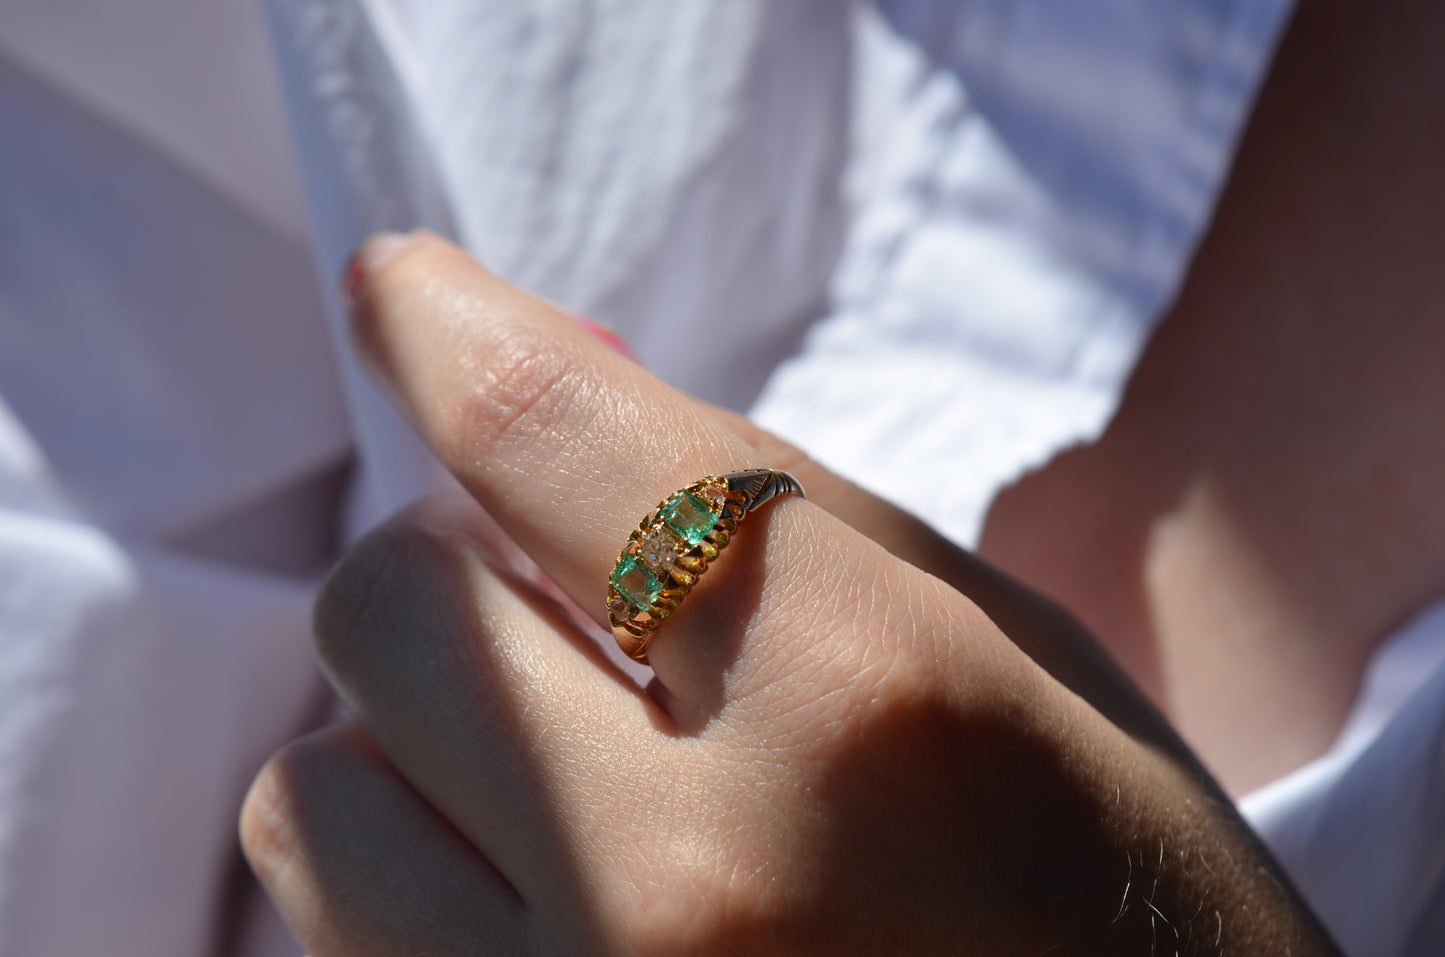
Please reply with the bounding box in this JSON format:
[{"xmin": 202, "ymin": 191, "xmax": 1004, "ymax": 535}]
[{"xmin": 0, "ymin": 2, "xmax": 1438, "ymax": 954}]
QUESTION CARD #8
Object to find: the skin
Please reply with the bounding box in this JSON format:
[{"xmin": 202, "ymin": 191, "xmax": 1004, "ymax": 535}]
[
  {"xmin": 233, "ymin": 1, "xmax": 1445, "ymax": 948},
  {"xmin": 980, "ymin": 0, "xmax": 1445, "ymax": 795},
  {"xmin": 238, "ymin": 232, "xmax": 1339, "ymax": 955}
]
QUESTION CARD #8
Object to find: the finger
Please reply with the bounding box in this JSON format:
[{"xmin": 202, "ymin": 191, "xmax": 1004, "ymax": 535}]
[
  {"xmin": 240, "ymin": 723, "xmax": 527, "ymax": 957},
  {"xmin": 312, "ymin": 493, "xmax": 665, "ymax": 914},
  {"xmin": 699, "ymin": 402, "xmax": 1195, "ymax": 758},
  {"xmin": 346, "ymin": 231, "xmax": 852, "ymax": 712}
]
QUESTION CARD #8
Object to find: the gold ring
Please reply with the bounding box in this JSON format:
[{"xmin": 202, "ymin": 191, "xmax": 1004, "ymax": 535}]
[{"xmin": 608, "ymin": 468, "xmax": 805, "ymax": 663}]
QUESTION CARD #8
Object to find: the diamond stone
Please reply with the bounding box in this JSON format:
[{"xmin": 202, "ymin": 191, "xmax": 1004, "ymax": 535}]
[
  {"xmin": 611, "ymin": 555, "xmax": 662, "ymax": 610},
  {"xmin": 698, "ymin": 482, "xmax": 728, "ymax": 510},
  {"xmin": 639, "ymin": 524, "xmax": 682, "ymax": 574},
  {"xmin": 662, "ymin": 491, "xmax": 718, "ymax": 546}
]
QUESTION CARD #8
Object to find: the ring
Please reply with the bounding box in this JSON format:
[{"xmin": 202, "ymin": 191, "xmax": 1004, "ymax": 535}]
[{"xmin": 608, "ymin": 468, "xmax": 805, "ymax": 663}]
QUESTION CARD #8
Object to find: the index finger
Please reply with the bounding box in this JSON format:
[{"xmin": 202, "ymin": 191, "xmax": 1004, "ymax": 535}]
[{"xmin": 346, "ymin": 232, "xmax": 876, "ymax": 713}]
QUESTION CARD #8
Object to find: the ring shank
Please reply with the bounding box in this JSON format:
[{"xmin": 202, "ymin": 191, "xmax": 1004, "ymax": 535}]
[{"xmin": 719, "ymin": 469, "xmax": 806, "ymax": 515}]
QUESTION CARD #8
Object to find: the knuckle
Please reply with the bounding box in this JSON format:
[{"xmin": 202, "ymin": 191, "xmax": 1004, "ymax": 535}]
[{"xmin": 440, "ymin": 329, "xmax": 582, "ymax": 468}]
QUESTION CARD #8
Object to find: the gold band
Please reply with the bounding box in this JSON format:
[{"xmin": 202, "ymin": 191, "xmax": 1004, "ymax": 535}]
[{"xmin": 608, "ymin": 468, "xmax": 805, "ymax": 663}]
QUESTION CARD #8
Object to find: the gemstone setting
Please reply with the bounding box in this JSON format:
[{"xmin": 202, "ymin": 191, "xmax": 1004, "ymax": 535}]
[
  {"xmin": 611, "ymin": 554, "xmax": 662, "ymax": 610},
  {"xmin": 662, "ymin": 491, "xmax": 718, "ymax": 546},
  {"xmin": 697, "ymin": 482, "xmax": 728, "ymax": 510},
  {"xmin": 638, "ymin": 524, "xmax": 682, "ymax": 575}
]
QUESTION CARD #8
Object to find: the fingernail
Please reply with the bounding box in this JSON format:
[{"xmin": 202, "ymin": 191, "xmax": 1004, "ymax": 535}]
[
  {"xmin": 568, "ymin": 311, "xmax": 641, "ymax": 363},
  {"xmin": 340, "ymin": 232, "xmax": 417, "ymax": 310}
]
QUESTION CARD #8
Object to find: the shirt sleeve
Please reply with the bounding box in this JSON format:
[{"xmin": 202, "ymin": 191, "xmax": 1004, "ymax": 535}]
[{"xmin": 750, "ymin": 0, "xmax": 1296, "ymax": 546}]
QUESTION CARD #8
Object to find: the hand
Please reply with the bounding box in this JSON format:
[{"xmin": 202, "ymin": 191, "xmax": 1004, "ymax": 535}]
[{"xmin": 240, "ymin": 232, "xmax": 1338, "ymax": 955}]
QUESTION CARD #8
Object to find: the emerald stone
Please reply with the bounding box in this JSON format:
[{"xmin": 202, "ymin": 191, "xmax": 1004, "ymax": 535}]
[
  {"xmin": 662, "ymin": 491, "xmax": 718, "ymax": 546},
  {"xmin": 611, "ymin": 555, "xmax": 662, "ymax": 610}
]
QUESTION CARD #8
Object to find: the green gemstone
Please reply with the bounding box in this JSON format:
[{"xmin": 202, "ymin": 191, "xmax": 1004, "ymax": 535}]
[
  {"xmin": 611, "ymin": 555, "xmax": 662, "ymax": 609},
  {"xmin": 662, "ymin": 491, "xmax": 718, "ymax": 546}
]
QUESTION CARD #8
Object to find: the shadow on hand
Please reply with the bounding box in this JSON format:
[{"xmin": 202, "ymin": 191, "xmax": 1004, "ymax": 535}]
[{"xmin": 705, "ymin": 698, "xmax": 1212, "ymax": 956}]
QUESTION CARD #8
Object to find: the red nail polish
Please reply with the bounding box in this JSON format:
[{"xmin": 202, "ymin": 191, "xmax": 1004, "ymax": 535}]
[
  {"xmin": 340, "ymin": 252, "xmax": 368, "ymax": 310},
  {"xmin": 569, "ymin": 311, "xmax": 641, "ymax": 363}
]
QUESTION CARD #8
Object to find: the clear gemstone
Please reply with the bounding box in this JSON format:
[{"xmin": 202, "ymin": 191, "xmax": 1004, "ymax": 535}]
[
  {"xmin": 698, "ymin": 482, "xmax": 728, "ymax": 510},
  {"xmin": 639, "ymin": 524, "xmax": 681, "ymax": 574}
]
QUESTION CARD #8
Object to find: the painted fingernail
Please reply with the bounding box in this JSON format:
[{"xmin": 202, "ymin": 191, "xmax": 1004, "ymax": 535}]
[
  {"xmin": 568, "ymin": 311, "xmax": 641, "ymax": 363},
  {"xmin": 340, "ymin": 231, "xmax": 417, "ymax": 310}
]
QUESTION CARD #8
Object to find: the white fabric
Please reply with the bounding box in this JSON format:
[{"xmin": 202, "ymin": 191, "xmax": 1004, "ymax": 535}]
[
  {"xmin": 0, "ymin": 2, "xmax": 1440, "ymax": 955},
  {"xmin": 1240, "ymin": 601, "xmax": 1445, "ymax": 957},
  {"xmin": 753, "ymin": 0, "xmax": 1296, "ymax": 547},
  {"xmin": 0, "ymin": 15, "xmax": 341, "ymax": 951}
]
